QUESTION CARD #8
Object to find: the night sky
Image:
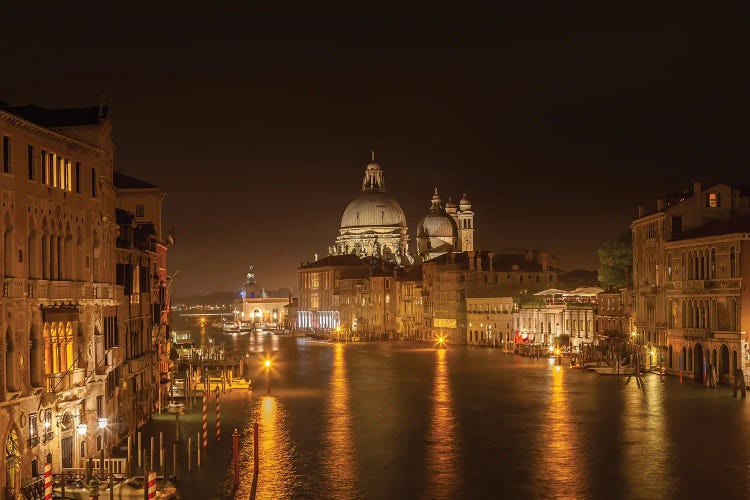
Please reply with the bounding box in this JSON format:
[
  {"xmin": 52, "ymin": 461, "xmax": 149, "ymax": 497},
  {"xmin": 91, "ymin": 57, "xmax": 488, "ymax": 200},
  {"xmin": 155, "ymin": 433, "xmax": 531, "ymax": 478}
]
[{"xmin": 2, "ymin": 3, "xmax": 749, "ymax": 297}]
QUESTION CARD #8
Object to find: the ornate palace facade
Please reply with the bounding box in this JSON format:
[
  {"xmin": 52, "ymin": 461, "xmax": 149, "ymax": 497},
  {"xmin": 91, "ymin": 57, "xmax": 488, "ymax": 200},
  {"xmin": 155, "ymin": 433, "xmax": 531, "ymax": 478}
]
[{"xmin": 0, "ymin": 102, "xmax": 170, "ymax": 494}]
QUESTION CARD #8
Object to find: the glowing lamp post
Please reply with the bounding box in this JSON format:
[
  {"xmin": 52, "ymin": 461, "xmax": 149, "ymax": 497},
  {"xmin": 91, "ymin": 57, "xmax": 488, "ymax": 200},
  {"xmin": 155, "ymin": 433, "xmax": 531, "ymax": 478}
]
[
  {"xmin": 97, "ymin": 418, "xmax": 107, "ymax": 479},
  {"xmin": 264, "ymin": 358, "xmax": 271, "ymax": 394}
]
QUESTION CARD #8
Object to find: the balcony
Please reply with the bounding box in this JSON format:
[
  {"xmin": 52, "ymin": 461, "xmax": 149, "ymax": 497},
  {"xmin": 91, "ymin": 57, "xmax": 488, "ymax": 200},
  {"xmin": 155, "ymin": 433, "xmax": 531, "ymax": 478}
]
[
  {"xmin": 2, "ymin": 278, "xmax": 26, "ymax": 298},
  {"xmin": 669, "ymin": 327, "xmax": 709, "ymax": 340},
  {"xmin": 685, "ymin": 280, "xmax": 705, "ymax": 291},
  {"xmin": 705, "ymin": 278, "xmax": 742, "ymax": 290},
  {"xmin": 3, "ymin": 278, "xmax": 114, "ymax": 301},
  {"xmin": 27, "ymin": 435, "xmax": 40, "ymax": 448},
  {"xmin": 106, "ymin": 346, "xmax": 126, "ymax": 368},
  {"xmin": 44, "ymin": 369, "xmax": 86, "ymax": 393}
]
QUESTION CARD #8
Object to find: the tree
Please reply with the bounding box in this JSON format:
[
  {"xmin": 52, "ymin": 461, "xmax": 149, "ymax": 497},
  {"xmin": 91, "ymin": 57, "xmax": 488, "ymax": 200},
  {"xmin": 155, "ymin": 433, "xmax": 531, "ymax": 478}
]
[{"xmin": 597, "ymin": 231, "xmax": 633, "ymax": 288}]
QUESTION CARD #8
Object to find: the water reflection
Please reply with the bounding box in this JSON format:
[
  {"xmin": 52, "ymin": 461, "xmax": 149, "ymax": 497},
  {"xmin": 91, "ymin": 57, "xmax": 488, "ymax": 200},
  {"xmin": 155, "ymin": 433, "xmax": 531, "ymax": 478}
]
[
  {"xmin": 250, "ymin": 395, "xmax": 297, "ymax": 499},
  {"xmin": 622, "ymin": 377, "xmax": 673, "ymax": 497},
  {"xmin": 425, "ymin": 349, "xmax": 459, "ymax": 498},
  {"xmin": 538, "ymin": 366, "xmax": 582, "ymax": 498},
  {"xmin": 324, "ymin": 343, "xmax": 359, "ymax": 498}
]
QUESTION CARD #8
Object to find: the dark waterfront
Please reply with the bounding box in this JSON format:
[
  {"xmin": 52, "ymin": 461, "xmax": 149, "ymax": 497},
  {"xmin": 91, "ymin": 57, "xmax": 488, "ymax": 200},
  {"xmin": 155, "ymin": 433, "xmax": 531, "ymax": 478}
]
[{"xmin": 165, "ymin": 321, "xmax": 750, "ymax": 500}]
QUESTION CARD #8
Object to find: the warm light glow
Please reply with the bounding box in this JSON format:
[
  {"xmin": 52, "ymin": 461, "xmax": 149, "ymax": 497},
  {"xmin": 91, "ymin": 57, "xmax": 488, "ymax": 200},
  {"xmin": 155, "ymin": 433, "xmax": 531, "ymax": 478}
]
[
  {"xmin": 426, "ymin": 348, "xmax": 457, "ymax": 497},
  {"xmin": 98, "ymin": 417, "xmax": 108, "ymax": 429},
  {"xmin": 554, "ymin": 348, "xmax": 561, "ymax": 356},
  {"xmin": 77, "ymin": 423, "xmax": 87, "ymax": 436},
  {"xmin": 44, "ymin": 420, "xmax": 51, "ymax": 430},
  {"xmin": 199, "ymin": 316, "xmax": 207, "ymax": 326},
  {"xmin": 324, "ymin": 343, "xmax": 358, "ymax": 495},
  {"xmin": 436, "ymin": 335, "xmax": 446, "ymax": 346},
  {"xmin": 539, "ymin": 357, "xmax": 582, "ymax": 496},
  {"xmin": 264, "ymin": 359, "xmax": 271, "ymax": 369}
]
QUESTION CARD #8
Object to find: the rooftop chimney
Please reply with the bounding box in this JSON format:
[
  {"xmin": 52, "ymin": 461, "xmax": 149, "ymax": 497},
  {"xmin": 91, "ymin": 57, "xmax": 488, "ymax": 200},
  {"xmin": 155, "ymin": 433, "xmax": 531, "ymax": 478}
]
[
  {"xmin": 693, "ymin": 181, "xmax": 702, "ymax": 198},
  {"xmin": 638, "ymin": 206, "xmax": 645, "ymax": 218}
]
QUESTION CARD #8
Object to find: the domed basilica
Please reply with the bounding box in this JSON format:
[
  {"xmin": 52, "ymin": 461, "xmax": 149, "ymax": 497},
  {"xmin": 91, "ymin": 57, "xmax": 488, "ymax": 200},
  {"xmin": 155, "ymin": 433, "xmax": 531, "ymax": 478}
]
[{"xmin": 329, "ymin": 153, "xmax": 475, "ymax": 264}]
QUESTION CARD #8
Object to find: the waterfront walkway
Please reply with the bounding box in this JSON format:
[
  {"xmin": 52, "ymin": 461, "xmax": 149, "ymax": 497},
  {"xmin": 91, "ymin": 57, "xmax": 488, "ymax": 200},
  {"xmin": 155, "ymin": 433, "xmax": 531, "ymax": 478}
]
[{"xmin": 119, "ymin": 387, "xmax": 256, "ymax": 499}]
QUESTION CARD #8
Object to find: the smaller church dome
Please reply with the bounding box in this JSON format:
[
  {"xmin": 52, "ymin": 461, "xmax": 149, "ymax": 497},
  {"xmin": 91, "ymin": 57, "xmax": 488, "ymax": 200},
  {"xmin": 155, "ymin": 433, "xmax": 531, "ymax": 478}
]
[
  {"xmin": 459, "ymin": 193, "xmax": 472, "ymax": 211},
  {"xmin": 445, "ymin": 196, "xmax": 457, "ymax": 210},
  {"xmin": 417, "ymin": 187, "xmax": 458, "ymax": 239}
]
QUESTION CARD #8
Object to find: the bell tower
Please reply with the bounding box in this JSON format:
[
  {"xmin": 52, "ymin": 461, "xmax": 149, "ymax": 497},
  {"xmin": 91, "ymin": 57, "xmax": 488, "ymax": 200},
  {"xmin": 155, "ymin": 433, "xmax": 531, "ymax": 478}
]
[{"xmin": 457, "ymin": 193, "xmax": 474, "ymax": 251}]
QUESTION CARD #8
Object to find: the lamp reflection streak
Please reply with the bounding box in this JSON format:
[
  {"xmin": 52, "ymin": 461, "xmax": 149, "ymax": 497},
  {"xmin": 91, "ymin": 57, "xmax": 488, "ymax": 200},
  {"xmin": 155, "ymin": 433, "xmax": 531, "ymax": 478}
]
[
  {"xmin": 236, "ymin": 396, "xmax": 295, "ymax": 500},
  {"xmin": 539, "ymin": 366, "xmax": 581, "ymax": 498},
  {"xmin": 425, "ymin": 348, "xmax": 459, "ymax": 497},
  {"xmin": 324, "ymin": 343, "xmax": 359, "ymax": 498}
]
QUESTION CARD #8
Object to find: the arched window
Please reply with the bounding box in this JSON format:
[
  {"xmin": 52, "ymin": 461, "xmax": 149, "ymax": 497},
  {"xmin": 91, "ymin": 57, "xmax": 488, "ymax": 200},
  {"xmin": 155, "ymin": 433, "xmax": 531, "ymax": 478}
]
[
  {"xmin": 667, "ymin": 253, "xmax": 672, "ymax": 281},
  {"xmin": 5, "ymin": 328, "xmax": 15, "ymax": 391},
  {"xmin": 30, "ymin": 327, "xmax": 41, "ymax": 387},
  {"xmin": 710, "ymin": 248, "xmax": 717, "ymax": 279},
  {"xmin": 3, "ymin": 213, "xmax": 13, "ymax": 278}
]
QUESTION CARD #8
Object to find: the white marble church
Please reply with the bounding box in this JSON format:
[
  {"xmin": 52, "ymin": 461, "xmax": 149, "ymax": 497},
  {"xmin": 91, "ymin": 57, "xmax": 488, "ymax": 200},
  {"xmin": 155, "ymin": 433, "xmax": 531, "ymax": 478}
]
[{"xmin": 328, "ymin": 153, "xmax": 475, "ymax": 263}]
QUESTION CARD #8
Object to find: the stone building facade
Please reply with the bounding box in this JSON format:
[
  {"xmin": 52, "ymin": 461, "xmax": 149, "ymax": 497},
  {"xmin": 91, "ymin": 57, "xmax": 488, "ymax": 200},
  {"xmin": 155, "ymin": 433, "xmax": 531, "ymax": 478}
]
[
  {"xmin": 632, "ymin": 182, "xmax": 750, "ymax": 377},
  {"xmin": 514, "ymin": 288, "xmax": 601, "ymax": 352},
  {"xmin": 0, "ymin": 102, "xmax": 170, "ymax": 494},
  {"xmin": 466, "ymin": 295, "xmax": 515, "ymax": 348}
]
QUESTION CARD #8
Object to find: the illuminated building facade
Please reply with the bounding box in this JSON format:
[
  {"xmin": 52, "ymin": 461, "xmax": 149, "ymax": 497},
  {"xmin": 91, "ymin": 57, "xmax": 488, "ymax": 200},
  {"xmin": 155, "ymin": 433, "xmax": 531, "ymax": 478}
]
[
  {"xmin": 417, "ymin": 188, "xmax": 474, "ymax": 260},
  {"xmin": 466, "ymin": 295, "xmax": 515, "ymax": 348},
  {"xmin": 514, "ymin": 288, "xmax": 601, "ymax": 353},
  {"xmin": 0, "ymin": 102, "xmax": 171, "ymax": 493},
  {"xmin": 632, "ymin": 182, "xmax": 750, "ymax": 380},
  {"xmin": 330, "ymin": 154, "xmax": 410, "ymax": 263}
]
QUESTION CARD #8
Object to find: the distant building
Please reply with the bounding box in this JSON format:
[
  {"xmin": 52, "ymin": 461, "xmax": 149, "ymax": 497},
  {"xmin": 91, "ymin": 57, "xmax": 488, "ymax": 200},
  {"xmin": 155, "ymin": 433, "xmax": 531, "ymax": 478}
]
[
  {"xmin": 416, "ymin": 188, "xmax": 474, "ymax": 260},
  {"xmin": 596, "ymin": 287, "xmax": 633, "ymax": 351},
  {"xmin": 466, "ymin": 293, "xmax": 515, "ymax": 348},
  {"xmin": 514, "ymin": 287, "xmax": 602, "ymax": 353}
]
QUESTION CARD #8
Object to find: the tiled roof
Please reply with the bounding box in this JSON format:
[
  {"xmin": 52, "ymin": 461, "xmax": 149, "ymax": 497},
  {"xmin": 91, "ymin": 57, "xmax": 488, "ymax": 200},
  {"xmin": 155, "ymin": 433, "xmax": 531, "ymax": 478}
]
[
  {"xmin": 2, "ymin": 104, "xmax": 105, "ymax": 128},
  {"xmin": 114, "ymin": 172, "xmax": 159, "ymax": 189},
  {"xmin": 671, "ymin": 213, "xmax": 750, "ymax": 241}
]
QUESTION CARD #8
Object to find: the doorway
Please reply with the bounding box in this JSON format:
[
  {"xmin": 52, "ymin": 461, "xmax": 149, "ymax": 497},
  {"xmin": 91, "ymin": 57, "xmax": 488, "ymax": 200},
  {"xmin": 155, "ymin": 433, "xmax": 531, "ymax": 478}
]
[{"xmin": 694, "ymin": 343, "xmax": 705, "ymax": 384}]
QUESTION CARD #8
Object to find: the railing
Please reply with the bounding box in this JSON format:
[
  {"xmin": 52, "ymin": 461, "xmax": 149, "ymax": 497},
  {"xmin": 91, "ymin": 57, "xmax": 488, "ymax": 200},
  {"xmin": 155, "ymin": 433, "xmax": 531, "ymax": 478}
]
[
  {"xmin": 44, "ymin": 369, "xmax": 86, "ymax": 392},
  {"xmin": 2, "ymin": 278, "xmax": 26, "ymax": 298},
  {"xmin": 106, "ymin": 346, "xmax": 126, "ymax": 368},
  {"xmin": 82, "ymin": 457, "xmax": 128, "ymax": 475},
  {"xmin": 27, "ymin": 435, "xmax": 40, "ymax": 448},
  {"xmin": 706, "ymin": 278, "xmax": 742, "ymax": 290},
  {"xmin": 2, "ymin": 278, "xmax": 114, "ymax": 301},
  {"xmin": 682, "ymin": 328, "xmax": 710, "ymax": 339},
  {"xmin": 20, "ymin": 475, "xmax": 45, "ymax": 500},
  {"xmin": 685, "ymin": 280, "xmax": 705, "ymax": 291}
]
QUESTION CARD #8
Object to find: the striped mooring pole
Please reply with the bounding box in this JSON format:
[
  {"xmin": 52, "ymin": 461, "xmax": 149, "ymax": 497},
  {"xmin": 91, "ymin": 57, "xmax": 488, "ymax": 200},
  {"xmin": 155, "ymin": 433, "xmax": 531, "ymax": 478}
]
[
  {"xmin": 43, "ymin": 461, "xmax": 52, "ymax": 500},
  {"xmin": 202, "ymin": 393, "xmax": 208, "ymax": 449},
  {"xmin": 147, "ymin": 471, "xmax": 157, "ymax": 500},
  {"xmin": 215, "ymin": 385, "xmax": 221, "ymax": 441}
]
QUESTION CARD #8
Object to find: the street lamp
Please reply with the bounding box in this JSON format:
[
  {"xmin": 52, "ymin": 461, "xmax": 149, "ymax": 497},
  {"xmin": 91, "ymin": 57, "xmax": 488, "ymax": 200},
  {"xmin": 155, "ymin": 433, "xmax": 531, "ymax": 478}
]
[
  {"xmin": 97, "ymin": 418, "xmax": 107, "ymax": 480},
  {"xmin": 264, "ymin": 358, "xmax": 271, "ymax": 394}
]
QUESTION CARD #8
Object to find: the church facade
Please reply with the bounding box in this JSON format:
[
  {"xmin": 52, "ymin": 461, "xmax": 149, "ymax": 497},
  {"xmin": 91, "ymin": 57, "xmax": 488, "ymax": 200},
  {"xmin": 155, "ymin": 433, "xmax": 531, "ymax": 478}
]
[{"xmin": 329, "ymin": 153, "xmax": 474, "ymax": 262}]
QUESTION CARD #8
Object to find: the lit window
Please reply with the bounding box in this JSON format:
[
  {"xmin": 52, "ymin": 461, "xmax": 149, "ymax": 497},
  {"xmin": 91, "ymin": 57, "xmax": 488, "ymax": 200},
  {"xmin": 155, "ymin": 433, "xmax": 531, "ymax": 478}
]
[{"xmin": 707, "ymin": 192, "xmax": 720, "ymax": 208}]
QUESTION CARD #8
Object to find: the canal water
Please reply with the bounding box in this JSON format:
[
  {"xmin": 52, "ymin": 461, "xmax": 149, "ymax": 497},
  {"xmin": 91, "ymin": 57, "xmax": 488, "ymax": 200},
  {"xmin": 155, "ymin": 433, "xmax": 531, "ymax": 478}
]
[{"xmin": 159, "ymin": 322, "xmax": 750, "ymax": 499}]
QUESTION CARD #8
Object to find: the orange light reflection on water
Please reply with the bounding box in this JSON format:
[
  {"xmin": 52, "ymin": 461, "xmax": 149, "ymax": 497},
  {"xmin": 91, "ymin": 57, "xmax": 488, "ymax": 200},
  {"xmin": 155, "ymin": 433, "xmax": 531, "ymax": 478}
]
[
  {"xmin": 539, "ymin": 366, "xmax": 582, "ymax": 497},
  {"xmin": 425, "ymin": 348, "xmax": 459, "ymax": 497},
  {"xmin": 234, "ymin": 395, "xmax": 296, "ymax": 500},
  {"xmin": 324, "ymin": 343, "xmax": 359, "ymax": 497}
]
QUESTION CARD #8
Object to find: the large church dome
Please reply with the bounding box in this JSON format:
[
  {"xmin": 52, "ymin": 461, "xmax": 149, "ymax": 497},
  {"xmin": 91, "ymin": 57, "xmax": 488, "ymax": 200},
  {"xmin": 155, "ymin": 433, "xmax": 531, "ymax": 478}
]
[
  {"xmin": 332, "ymin": 153, "xmax": 410, "ymax": 261},
  {"xmin": 341, "ymin": 191, "xmax": 406, "ymax": 228}
]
